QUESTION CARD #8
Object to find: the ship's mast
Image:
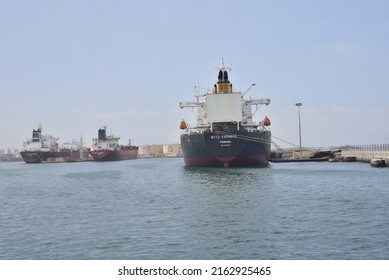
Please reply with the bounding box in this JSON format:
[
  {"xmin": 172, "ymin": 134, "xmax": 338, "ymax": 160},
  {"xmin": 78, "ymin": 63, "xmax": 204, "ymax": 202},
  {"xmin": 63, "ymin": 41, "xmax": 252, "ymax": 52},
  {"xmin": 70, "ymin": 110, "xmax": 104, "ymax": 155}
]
[{"xmin": 216, "ymin": 57, "xmax": 232, "ymax": 72}]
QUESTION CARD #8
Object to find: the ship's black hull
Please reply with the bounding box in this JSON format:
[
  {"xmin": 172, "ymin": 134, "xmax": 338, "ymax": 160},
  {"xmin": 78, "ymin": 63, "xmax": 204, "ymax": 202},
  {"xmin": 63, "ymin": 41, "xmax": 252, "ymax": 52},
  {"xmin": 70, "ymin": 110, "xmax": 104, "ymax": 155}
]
[
  {"xmin": 180, "ymin": 130, "xmax": 271, "ymax": 167},
  {"xmin": 20, "ymin": 150, "xmax": 80, "ymax": 163}
]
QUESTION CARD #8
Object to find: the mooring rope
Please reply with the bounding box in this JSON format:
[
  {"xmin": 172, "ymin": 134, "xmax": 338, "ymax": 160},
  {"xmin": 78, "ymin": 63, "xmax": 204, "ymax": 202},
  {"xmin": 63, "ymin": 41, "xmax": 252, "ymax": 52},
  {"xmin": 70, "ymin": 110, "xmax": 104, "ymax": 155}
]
[{"xmin": 212, "ymin": 130, "xmax": 298, "ymax": 148}]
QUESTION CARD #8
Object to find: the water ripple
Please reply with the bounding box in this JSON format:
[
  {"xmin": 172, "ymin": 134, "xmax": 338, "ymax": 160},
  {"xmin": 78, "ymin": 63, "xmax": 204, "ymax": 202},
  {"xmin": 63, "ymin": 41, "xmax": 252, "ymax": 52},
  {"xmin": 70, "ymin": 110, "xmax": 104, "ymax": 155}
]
[{"xmin": 1, "ymin": 160, "xmax": 389, "ymax": 259}]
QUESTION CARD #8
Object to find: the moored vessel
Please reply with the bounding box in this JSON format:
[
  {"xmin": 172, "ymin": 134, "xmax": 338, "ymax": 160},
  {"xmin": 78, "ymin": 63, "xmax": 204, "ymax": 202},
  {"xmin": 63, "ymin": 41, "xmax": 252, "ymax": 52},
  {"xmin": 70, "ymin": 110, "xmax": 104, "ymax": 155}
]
[
  {"xmin": 179, "ymin": 60, "xmax": 272, "ymax": 167},
  {"xmin": 89, "ymin": 126, "xmax": 138, "ymax": 161},
  {"xmin": 20, "ymin": 125, "xmax": 86, "ymax": 163}
]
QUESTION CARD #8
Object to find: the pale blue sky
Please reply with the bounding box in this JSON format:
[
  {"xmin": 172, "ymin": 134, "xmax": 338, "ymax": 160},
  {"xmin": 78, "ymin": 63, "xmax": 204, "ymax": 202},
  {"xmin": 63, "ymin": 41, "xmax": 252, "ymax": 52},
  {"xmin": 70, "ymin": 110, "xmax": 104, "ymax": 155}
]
[{"xmin": 1, "ymin": 0, "xmax": 388, "ymax": 149}]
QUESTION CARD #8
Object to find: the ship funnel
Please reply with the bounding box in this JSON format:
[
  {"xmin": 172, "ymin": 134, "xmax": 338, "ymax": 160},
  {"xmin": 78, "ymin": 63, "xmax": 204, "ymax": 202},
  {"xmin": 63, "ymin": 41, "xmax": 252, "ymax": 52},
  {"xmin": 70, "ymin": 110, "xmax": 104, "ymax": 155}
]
[
  {"xmin": 223, "ymin": 71, "xmax": 228, "ymax": 82},
  {"xmin": 214, "ymin": 58, "xmax": 232, "ymax": 93},
  {"xmin": 32, "ymin": 128, "xmax": 42, "ymax": 142},
  {"xmin": 216, "ymin": 70, "xmax": 232, "ymax": 93},
  {"xmin": 98, "ymin": 128, "xmax": 107, "ymax": 141},
  {"xmin": 218, "ymin": 70, "xmax": 223, "ymax": 82}
]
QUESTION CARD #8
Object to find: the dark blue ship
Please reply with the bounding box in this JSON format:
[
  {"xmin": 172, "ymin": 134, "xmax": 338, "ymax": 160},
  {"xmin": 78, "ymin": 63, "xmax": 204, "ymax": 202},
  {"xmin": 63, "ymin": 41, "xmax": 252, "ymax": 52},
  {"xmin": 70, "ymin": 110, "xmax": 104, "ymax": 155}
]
[{"xmin": 179, "ymin": 60, "xmax": 271, "ymax": 168}]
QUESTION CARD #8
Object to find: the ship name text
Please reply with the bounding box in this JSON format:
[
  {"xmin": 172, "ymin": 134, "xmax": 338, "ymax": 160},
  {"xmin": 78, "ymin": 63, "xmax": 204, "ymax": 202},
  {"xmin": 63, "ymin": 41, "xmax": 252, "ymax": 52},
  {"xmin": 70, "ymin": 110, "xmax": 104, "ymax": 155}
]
[{"xmin": 210, "ymin": 134, "xmax": 237, "ymax": 140}]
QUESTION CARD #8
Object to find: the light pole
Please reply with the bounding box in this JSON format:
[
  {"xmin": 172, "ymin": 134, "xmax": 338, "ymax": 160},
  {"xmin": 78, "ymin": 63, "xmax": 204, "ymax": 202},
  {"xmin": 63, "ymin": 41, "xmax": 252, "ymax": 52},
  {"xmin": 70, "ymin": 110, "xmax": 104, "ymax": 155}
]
[{"xmin": 295, "ymin": 103, "xmax": 303, "ymax": 158}]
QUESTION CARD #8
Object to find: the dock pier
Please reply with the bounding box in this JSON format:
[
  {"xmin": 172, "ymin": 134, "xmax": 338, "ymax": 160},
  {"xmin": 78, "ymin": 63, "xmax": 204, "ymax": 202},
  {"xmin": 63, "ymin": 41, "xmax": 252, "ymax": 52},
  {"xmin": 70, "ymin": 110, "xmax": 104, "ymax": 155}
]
[{"xmin": 270, "ymin": 144, "xmax": 389, "ymax": 166}]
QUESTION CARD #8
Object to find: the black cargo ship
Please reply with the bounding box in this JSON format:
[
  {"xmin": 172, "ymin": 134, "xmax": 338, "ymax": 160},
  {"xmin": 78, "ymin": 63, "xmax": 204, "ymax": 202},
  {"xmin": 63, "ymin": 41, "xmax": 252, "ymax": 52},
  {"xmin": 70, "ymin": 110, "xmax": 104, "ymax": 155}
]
[
  {"xmin": 179, "ymin": 60, "xmax": 271, "ymax": 168},
  {"xmin": 20, "ymin": 126, "xmax": 82, "ymax": 163}
]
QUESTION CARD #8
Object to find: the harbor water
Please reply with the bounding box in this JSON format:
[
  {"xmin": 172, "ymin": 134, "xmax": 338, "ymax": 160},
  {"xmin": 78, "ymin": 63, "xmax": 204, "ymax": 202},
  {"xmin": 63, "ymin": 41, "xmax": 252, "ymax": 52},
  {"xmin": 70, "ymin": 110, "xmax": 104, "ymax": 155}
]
[{"xmin": 1, "ymin": 158, "xmax": 388, "ymax": 259}]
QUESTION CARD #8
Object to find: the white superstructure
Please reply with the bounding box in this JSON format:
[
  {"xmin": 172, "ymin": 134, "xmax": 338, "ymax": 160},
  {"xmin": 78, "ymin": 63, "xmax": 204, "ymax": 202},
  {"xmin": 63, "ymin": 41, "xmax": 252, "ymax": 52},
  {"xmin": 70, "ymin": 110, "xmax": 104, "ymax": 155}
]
[
  {"xmin": 179, "ymin": 60, "xmax": 271, "ymax": 133},
  {"xmin": 22, "ymin": 125, "xmax": 60, "ymax": 152}
]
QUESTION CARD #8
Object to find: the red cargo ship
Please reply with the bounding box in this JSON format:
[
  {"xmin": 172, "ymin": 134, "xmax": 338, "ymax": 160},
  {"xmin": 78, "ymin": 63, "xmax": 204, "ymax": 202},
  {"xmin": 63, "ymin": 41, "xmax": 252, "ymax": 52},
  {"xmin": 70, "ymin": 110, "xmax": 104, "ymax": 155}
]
[{"xmin": 89, "ymin": 126, "xmax": 138, "ymax": 161}]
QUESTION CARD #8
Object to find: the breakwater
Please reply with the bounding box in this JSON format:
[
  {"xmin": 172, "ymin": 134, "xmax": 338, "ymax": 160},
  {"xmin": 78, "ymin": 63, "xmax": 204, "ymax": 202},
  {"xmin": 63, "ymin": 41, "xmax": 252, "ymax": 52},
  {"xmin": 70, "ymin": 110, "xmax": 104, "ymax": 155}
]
[
  {"xmin": 340, "ymin": 144, "xmax": 389, "ymax": 163},
  {"xmin": 271, "ymin": 144, "xmax": 389, "ymax": 166}
]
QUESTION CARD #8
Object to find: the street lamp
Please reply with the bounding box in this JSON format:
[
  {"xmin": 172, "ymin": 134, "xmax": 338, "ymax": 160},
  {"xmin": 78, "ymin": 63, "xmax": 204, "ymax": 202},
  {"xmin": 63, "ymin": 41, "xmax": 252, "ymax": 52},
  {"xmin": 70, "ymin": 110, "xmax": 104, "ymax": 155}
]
[{"xmin": 295, "ymin": 103, "xmax": 303, "ymax": 158}]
